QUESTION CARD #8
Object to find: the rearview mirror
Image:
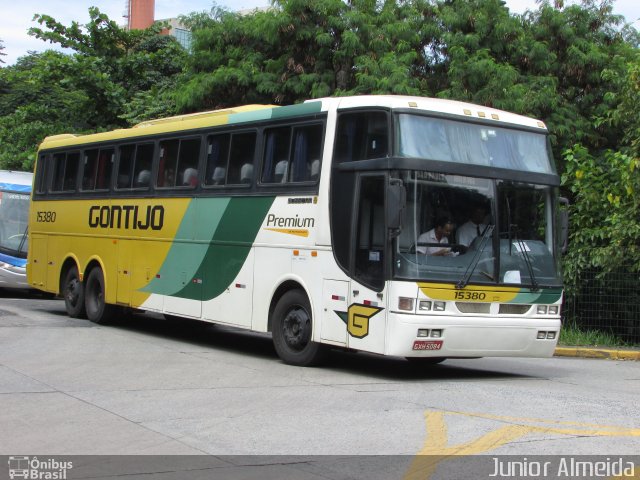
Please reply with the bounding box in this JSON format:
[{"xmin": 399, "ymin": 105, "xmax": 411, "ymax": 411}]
[{"xmin": 387, "ymin": 179, "xmax": 406, "ymax": 236}]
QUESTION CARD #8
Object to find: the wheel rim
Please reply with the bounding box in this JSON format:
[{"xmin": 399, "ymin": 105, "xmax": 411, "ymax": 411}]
[
  {"xmin": 282, "ymin": 304, "xmax": 311, "ymax": 352},
  {"xmin": 65, "ymin": 275, "xmax": 81, "ymax": 307}
]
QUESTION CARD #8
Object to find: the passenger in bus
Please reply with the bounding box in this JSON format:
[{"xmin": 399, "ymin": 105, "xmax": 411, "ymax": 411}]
[
  {"xmin": 183, "ymin": 168, "xmax": 198, "ymax": 187},
  {"xmin": 417, "ymin": 217, "xmax": 454, "ymax": 256},
  {"xmin": 456, "ymin": 205, "xmax": 488, "ymax": 248},
  {"xmin": 164, "ymin": 167, "xmax": 175, "ymax": 187}
]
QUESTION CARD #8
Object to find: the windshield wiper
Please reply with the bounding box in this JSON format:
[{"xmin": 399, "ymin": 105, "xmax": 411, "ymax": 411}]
[
  {"xmin": 456, "ymin": 224, "xmax": 494, "ymax": 289},
  {"xmin": 513, "ymin": 235, "xmax": 539, "ymax": 290}
]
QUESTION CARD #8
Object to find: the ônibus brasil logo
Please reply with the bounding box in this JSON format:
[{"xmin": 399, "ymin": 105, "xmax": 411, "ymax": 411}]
[{"xmin": 8, "ymin": 456, "xmax": 73, "ymax": 479}]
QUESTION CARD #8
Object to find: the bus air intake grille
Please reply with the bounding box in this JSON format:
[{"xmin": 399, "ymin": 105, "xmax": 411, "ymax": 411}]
[
  {"xmin": 499, "ymin": 304, "xmax": 531, "ymax": 315},
  {"xmin": 456, "ymin": 302, "xmax": 490, "ymax": 314}
]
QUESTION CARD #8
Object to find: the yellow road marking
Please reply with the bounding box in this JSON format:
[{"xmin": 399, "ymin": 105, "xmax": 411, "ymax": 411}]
[{"xmin": 405, "ymin": 410, "xmax": 640, "ymax": 480}]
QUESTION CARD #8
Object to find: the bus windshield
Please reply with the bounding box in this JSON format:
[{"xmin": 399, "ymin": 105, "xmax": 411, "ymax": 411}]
[
  {"xmin": 0, "ymin": 191, "xmax": 30, "ymax": 257},
  {"xmin": 397, "ymin": 113, "xmax": 556, "ymax": 175},
  {"xmin": 394, "ymin": 172, "xmax": 561, "ymax": 288}
]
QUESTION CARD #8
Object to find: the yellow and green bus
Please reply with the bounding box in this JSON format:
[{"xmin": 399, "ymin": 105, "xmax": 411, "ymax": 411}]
[{"xmin": 28, "ymin": 95, "xmax": 563, "ymax": 366}]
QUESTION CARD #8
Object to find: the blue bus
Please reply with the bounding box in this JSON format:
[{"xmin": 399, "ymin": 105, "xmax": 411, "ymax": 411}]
[{"xmin": 0, "ymin": 170, "xmax": 32, "ymax": 289}]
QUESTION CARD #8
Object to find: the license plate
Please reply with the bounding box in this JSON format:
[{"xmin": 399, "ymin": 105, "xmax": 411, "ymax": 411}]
[{"xmin": 412, "ymin": 340, "xmax": 443, "ymax": 351}]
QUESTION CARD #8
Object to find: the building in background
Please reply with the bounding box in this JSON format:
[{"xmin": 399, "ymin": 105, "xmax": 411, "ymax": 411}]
[{"xmin": 125, "ymin": 0, "xmax": 192, "ymax": 50}]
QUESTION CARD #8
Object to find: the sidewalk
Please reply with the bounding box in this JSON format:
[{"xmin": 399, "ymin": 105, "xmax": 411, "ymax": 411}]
[{"xmin": 554, "ymin": 346, "xmax": 640, "ymax": 360}]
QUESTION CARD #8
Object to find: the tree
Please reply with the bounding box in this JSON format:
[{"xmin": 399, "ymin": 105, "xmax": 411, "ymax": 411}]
[
  {"xmin": 0, "ymin": 39, "xmax": 6, "ymax": 65},
  {"xmin": 561, "ymin": 56, "xmax": 640, "ymax": 278},
  {"xmin": 28, "ymin": 7, "xmax": 187, "ymax": 128},
  {"xmin": 0, "ymin": 8, "xmax": 188, "ymax": 170},
  {"xmin": 0, "ymin": 51, "xmax": 90, "ymax": 169}
]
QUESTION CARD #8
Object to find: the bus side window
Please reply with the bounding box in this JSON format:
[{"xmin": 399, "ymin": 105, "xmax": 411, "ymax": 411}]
[
  {"xmin": 158, "ymin": 140, "xmax": 179, "ymax": 188},
  {"xmin": 228, "ymin": 132, "xmax": 256, "ymax": 185},
  {"xmin": 204, "ymin": 134, "xmax": 231, "ymax": 186},
  {"xmin": 96, "ymin": 149, "xmax": 115, "ymax": 190},
  {"xmin": 35, "ymin": 154, "xmax": 49, "ymax": 194},
  {"xmin": 177, "ymin": 138, "xmax": 201, "ymax": 188},
  {"xmin": 51, "ymin": 152, "xmax": 80, "ymax": 192},
  {"xmin": 291, "ymin": 124, "xmax": 323, "ymax": 182},
  {"xmin": 262, "ymin": 127, "xmax": 291, "ymax": 183},
  {"xmin": 133, "ymin": 143, "xmax": 154, "ymax": 190},
  {"xmin": 335, "ymin": 112, "xmax": 388, "ymax": 162},
  {"xmin": 117, "ymin": 145, "xmax": 135, "ymax": 189}
]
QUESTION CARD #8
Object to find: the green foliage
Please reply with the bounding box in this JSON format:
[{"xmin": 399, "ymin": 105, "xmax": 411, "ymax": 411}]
[
  {"xmin": 0, "ymin": 8, "xmax": 187, "ymax": 170},
  {"xmin": 561, "ymin": 144, "xmax": 640, "ymax": 277},
  {"xmin": 559, "ymin": 319, "xmax": 629, "ymax": 347},
  {"xmin": 2, "ymin": 0, "xmax": 640, "ymax": 284}
]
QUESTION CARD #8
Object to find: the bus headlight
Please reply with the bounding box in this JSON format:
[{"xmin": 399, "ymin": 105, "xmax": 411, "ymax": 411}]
[{"xmin": 398, "ymin": 297, "xmax": 415, "ymax": 311}]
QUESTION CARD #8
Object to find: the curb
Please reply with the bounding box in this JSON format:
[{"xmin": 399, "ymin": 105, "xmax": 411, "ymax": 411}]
[{"xmin": 554, "ymin": 346, "xmax": 640, "ymax": 361}]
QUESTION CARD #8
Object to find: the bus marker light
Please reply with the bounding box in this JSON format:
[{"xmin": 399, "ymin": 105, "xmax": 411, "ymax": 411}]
[
  {"xmin": 364, "ymin": 299, "xmax": 378, "ymax": 307},
  {"xmin": 156, "ymin": 274, "xmax": 161, "ymax": 278},
  {"xmin": 419, "ymin": 301, "xmax": 432, "ymax": 311},
  {"xmin": 311, "ymin": 251, "xmax": 318, "ymax": 257},
  {"xmin": 331, "ymin": 295, "xmax": 345, "ymax": 301},
  {"xmin": 418, "ymin": 329, "xmax": 429, "ymax": 337},
  {"xmin": 398, "ymin": 297, "xmax": 414, "ymax": 311},
  {"xmin": 433, "ymin": 301, "xmax": 446, "ymax": 311},
  {"xmin": 537, "ymin": 331, "xmax": 547, "ymax": 339},
  {"xmin": 235, "ymin": 283, "xmax": 246, "ymax": 289},
  {"xmin": 547, "ymin": 332, "xmax": 556, "ymax": 340},
  {"xmin": 293, "ymin": 250, "xmax": 300, "ymax": 256}
]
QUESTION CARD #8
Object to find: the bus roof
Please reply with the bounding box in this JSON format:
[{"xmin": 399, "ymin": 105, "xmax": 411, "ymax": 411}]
[
  {"xmin": 312, "ymin": 95, "xmax": 547, "ymax": 131},
  {"xmin": 39, "ymin": 95, "xmax": 547, "ymax": 151}
]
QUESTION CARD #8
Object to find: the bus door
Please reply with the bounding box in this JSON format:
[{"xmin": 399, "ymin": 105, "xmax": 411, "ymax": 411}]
[
  {"xmin": 346, "ymin": 174, "xmax": 389, "ymax": 354},
  {"xmin": 116, "ymin": 239, "xmax": 132, "ymax": 305},
  {"xmin": 29, "ymin": 235, "xmax": 48, "ymax": 290}
]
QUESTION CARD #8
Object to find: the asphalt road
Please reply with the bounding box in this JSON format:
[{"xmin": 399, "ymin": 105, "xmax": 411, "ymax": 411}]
[{"xmin": 1, "ymin": 289, "xmax": 638, "ymax": 479}]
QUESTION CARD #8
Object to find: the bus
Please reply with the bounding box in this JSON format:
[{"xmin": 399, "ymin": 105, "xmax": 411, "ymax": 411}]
[
  {"xmin": 28, "ymin": 96, "xmax": 563, "ymax": 366},
  {"xmin": 0, "ymin": 170, "xmax": 32, "ymax": 289}
]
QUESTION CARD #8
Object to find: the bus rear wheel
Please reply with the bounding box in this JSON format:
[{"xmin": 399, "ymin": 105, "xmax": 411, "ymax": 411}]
[
  {"xmin": 62, "ymin": 265, "xmax": 86, "ymax": 318},
  {"xmin": 85, "ymin": 267, "xmax": 117, "ymax": 324},
  {"xmin": 272, "ymin": 289, "xmax": 324, "ymax": 367}
]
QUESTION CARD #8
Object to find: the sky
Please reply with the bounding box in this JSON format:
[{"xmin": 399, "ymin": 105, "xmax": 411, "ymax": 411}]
[{"xmin": 1, "ymin": 0, "xmax": 639, "ymax": 66}]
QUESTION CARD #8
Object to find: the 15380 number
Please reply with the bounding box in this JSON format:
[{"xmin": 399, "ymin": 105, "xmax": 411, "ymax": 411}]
[
  {"xmin": 454, "ymin": 291, "xmax": 486, "ymax": 300},
  {"xmin": 36, "ymin": 211, "xmax": 57, "ymax": 223}
]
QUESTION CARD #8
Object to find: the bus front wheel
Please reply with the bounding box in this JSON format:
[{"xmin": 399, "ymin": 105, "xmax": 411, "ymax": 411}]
[
  {"xmin": 62, "ymin": 265, "xmax": 86, "ymax": 318},
  {"xmin": 85, "ymin": 268, "xmax": 117, "ymax": 324},
  {"xmin": 272, "ymin": 289, "xmax": 325, "ymax": 367}
]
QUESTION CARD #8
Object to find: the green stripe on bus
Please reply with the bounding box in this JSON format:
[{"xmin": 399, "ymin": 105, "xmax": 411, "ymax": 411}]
[
  {"xmin": 512, "ymin": 288, "xmax": 563, "ymax": 304},
  {"xmin": 140, "ymin": 197, "xmax": 230, "ymax": 296},
  {"xmin": 271, "ymin": 102, "xmax": 322, "ymax": 119},
  {"xmin": 151, "ymin": 196, "xmax": 275, "ymax": 301}
]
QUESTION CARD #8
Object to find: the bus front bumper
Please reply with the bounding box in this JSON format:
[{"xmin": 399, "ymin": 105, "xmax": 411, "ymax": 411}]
[{"xmin": 388, "ymin": 312, "xmax": 561, "ymax": 359}]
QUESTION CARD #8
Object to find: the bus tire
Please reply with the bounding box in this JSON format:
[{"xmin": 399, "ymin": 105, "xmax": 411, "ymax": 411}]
[
  {"xmin": 85, "ymin": 267, "xmax": 116, "ymax": 324},
  {"xmin": 62, "ymin": 265, "xmax": 86, "ymax": 318},
  {"xmin": 271, "ymin": 289, "xmax": 325, "ymax": 367}
]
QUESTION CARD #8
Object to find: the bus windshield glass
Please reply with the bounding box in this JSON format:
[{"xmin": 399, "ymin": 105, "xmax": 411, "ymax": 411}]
[
  {"xmin": 0, "ymin": 191, "xmax": 30, "ymax": 257},
  {"xmin": 394, "ymin": 172, "xmax": 561, "ymax": 287},
  {"xmin": 397, "ymin": 113, "xmax": 555, "ymax": 175}
]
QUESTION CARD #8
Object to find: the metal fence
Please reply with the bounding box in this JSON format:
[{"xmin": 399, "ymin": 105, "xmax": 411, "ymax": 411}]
[{"xmin": 563, "ymin": 268, "xmax": 640, "ymax": 344}]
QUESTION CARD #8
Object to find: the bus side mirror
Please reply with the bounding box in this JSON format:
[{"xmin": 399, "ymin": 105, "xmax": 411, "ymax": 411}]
[
  {"xmin": 387, "ymin": 180, "xmax": 406, "ymax": 236},
  {"xmin": 559, "ymin": 197, "xmax": 569, "ymax": 254}
]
